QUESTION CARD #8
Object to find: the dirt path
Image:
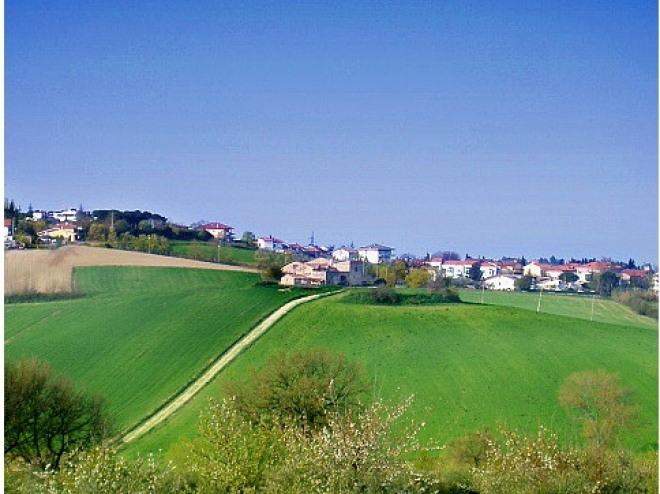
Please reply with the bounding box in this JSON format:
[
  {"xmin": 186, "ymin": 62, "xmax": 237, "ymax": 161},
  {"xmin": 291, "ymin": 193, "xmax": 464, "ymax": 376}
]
[{"xmin": 120, "ymin": 291, "xmax": 337, "ymax": 444}]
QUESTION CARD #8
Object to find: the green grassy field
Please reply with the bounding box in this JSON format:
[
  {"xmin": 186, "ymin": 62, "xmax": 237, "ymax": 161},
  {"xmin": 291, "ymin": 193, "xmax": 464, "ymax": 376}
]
[
  {"xmin": 459, "ymin": 288, "xmax": 657, "ymax": 329},
  {"xmin": 169, "ymin": 241, "xmax": 259, "ymax": 266},
  {"xmin": 7, "ymin": 271, "xmax": 657, "ymax": 460},
  {"xmin": 126, "ymin": 291, "xmax": 657, "ymax": 459},
  {"xmin": 4, "ymin": 266, "xmax": 306, "ymax": 433}
]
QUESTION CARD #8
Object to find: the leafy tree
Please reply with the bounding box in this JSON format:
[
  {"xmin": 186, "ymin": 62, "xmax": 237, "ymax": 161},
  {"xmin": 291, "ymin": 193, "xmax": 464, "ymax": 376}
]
[
  {"xmin": 391, "ymin": 260, "xmax": 408, "ymax": 284},
  {"xmin": 469, "ymin": 262, "xmax": 482, "ymax": 282},
  {"xmin": 405, "ymin": 268, "xmax": 431, "ymax": 289},
  {"xmin": 223, "ymin": 349, "xmax": 369, "ymax": 429},
  {"xmin": 5, "ymin": 358, "xmax": 114, "ymax": 469},
  {"xmin": 112, "ymin": 219, "xmax": 130, "ymax": 236},
  {"xmin": 241, "ymin": 231, "xmax": 256, "ymax": 245},
  {"xmin": 558, "ymin": 369, "xmax": 637, "ymax": 450},
  {"xmin": 261, "ymin": 263, "xmax": 283, "ymax": 283},
  {"xmin": 559, "ymin": 272, "xmax": 579, "ymax": 284},
  {"xmin": 591, "ymin": 271, "xmax": 619, "ymax": 297},
  {"xmin": 514, "ymin": 275, "xmax": 533, "ymax": 291},
  {"xmin": 86, "ymin": 224, "xmax": 108, "ymax": 242}
]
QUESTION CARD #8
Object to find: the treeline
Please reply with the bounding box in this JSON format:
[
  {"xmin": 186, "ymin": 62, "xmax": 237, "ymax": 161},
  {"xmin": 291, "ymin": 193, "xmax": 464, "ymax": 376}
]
[
  {"xmin": 346, "ymin": 285, "xmax": 461, "ymax": 306},
  {"xmin": 5, "ymin": 353, "xmax": 657, "ymax": 493}
]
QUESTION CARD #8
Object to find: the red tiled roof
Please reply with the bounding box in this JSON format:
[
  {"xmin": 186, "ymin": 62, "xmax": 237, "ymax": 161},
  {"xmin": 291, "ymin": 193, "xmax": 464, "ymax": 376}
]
[
  {"xmin": 201, "ymin": 222, "xmax": 233, "ymax": 230},
  {"xmin": 442, "ymin": 259, "xmax": 478, "ymax": 266},
  {"xmin": 259, "ymin": 236, "xmax": 284, "ymax": 243},
  {"xmin": 622, "ymin": 269, "xmax": 648, "ymax": 278}
]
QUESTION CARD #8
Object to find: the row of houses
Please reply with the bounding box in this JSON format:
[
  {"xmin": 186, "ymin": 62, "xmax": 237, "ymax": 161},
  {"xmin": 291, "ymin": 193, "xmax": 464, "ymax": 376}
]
[{"xmin": 8, "ymin": 208, "xmax": 658, "ymax": 292}]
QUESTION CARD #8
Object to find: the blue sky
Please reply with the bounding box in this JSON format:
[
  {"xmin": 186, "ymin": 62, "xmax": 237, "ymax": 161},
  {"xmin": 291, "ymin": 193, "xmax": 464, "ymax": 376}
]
[{"xmin": 5, "ymin": 1, "xmax": 658, "ymax": 263}]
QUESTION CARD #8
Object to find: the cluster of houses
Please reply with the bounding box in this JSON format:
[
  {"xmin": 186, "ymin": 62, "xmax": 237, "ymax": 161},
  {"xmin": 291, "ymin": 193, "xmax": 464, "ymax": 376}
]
[
  {"xmin": 268, "ymin": 240, "xmax": 658, "ymax": 293},
  {"xmin": 5, "ymin": 206, "xmax": 658, "ymax": 293}
]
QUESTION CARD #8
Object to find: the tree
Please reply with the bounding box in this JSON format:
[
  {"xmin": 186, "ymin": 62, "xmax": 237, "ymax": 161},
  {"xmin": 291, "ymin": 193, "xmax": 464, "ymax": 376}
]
[
  {"xmin": 514, "ymin": 275, "xmax": 533, "ymax": 291},
  {"xmin": 223, "ymin": 349, "xmax": 369, "ymax": 429},
  {"xmin": 261, "ymin": 263, "xmax": 283, "ymax": 283},
  {"xmin": 558, "ymin": 369, "xmax": 637, "ymax": 450},
  {"xmin": 469, "ymin": 262, "xmax": 483, "ymax": 283},
  {"xmin": 113, "ymin": 219, "xmax": 130, "ymax": 236},
  {"xmin": 5, "ymin": 357, "xmax": 114, "ymax": 469},
  {"xmin": 592, "ymin": 271, "xmax": 619, "ymax": 297},
  {"xmin": 405, "ymin": 268, "xmax": 431, "ymax": 289},
  {"xmin": 241, "ymin": 231, "xmax": 256, "ymax": 245},
  {"xmin": 391, "ymin": 260, "xmax": 408, "ymax": 284},
  {"xmin": 559, "ymin": 272, "xmax": 579, "ymax": 284}
]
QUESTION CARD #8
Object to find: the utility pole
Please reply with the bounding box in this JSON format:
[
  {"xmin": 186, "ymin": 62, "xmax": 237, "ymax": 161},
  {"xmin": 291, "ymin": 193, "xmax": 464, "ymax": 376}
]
[{"xmin": 536, "ymin": 288, "xmax": 543, "ymax": 314}]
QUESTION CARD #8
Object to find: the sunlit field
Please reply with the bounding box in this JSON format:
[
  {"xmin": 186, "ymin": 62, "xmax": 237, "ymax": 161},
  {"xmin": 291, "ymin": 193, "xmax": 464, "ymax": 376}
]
[
  {"xmin": 127, "ymin": 291, "xmax": 657, "ymax": 458},
  {"xmin": 5, "ymin": 266, "xmax": 305, "ymax": 433}
]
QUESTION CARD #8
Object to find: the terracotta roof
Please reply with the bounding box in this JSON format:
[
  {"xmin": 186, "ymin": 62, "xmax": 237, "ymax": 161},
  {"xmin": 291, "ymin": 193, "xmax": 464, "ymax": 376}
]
[
  {"xmin": 201, "ymin": 222, "xmax": 233, "ymax": 230},
  {"xmin": 621, "ymin": 269, "xmax": 648, "ymax": 278},
  {"xmin": 259, "ymin": 236, "xmax": 285, "ymax": 243},
  {"xmin": 442, "ymin": 259, "xmax": 478, "ymax": 266}
]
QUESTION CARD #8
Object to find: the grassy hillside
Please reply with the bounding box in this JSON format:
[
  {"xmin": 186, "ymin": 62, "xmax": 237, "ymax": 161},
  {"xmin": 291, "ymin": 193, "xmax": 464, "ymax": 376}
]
[
  {"xmin": 459, "ymin": 289, "xmax": 657, "ymax": 328},
  {"xmin": 4, "ymin": 266, "xmax": 306, "ymax": 433},
  {"xmin": 169, "ymin": 241, "xmax": 259, "ymax": 266},
  {"xmin": 127, "ymin": 292, "xmax": 657, "ymax": 458}
]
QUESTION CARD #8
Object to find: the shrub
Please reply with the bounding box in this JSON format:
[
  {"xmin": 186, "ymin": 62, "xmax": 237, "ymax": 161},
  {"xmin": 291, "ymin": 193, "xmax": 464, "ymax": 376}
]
[
  {"xmin": 370, "ymin": 285, "xmax": 401, "ymax": 304},
  {"xmin": 5, "ymin": 448, "xmax": 188, "ymax": 493},
  {"xmin": 5, "ymin": 357, "xmax": 114, "ymax": 470},
  {"xmin": 223, "ymin": 349, "xmax": 369, "ymax": 429},
  {"xmin": 469, "ymin": 427, "xmax": 658, "ymax": 494},
  {"xmin": 612, "ymin": 290, "xmax": 658, "ymax": 319},
  {"xmin": 178, "ymin": 396, "xmax": 438, "ymax": 493}
]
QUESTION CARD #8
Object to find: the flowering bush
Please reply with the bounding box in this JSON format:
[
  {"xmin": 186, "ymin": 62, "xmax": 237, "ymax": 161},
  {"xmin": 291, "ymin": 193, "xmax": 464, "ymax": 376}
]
[
  {"xmin": 468, "ymin": 426, "xmax": 658, "ymax": 494},
  {"xmin": 178, "ymin": 396, "xmax": 438, "ymax": 493},
  {"xmin": 5, "ymin": 448, "xmax": 188, "ymax": 494}
]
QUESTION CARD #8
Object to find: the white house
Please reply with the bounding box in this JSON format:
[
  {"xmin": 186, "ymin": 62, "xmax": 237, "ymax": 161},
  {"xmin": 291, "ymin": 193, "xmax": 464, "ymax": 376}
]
[
  {"xmin": 358, "ymin": 244, "xmax": 394, "ymax": 264},
  {"xmin": 428, "ymin": 258, "xmax": 444, "ymax": 269},
  {"xmin": 441, "ymin": 260, "xmax": 478, "ymax": 279},
  {"xmin": 479, "ymin": 261, "xmax": 500, "ymax": 279},
  {"xmin": 484, "ymin": 275, "xmax": 516, "ymax": 291},
  {"xmin": 200, "ymin": 222, "xmax": 234, "ymax": 242},
  {"xmin": 52, "ymin": 208, "xmax": 78, "ymax": 223},
  {"xmin": 332, "ymin": 247, "xmax": 359, "ymax": 262},
  {"xmin": 4, "ymin": 219, "xmax": 15, "ymax": 248},
  {"xmin": 257, "ymin": 236, "xmax": 285, "ymax": 252}
]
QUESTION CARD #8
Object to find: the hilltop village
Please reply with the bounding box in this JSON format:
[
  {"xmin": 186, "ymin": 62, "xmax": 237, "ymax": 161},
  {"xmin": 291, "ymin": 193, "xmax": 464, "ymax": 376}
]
[{"xmin": 4, "ymin": 203, "xmax": 658, "ymax": 294}]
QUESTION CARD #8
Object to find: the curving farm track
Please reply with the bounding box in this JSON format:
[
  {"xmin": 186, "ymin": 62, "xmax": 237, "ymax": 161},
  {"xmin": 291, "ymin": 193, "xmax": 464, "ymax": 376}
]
[{"xmin": 120, "ymin": 291, "xmax": 335, "ymax": 444}]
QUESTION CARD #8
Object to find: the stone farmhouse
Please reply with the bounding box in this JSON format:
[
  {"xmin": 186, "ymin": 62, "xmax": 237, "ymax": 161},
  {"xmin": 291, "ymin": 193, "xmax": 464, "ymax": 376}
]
[{"xmin": 280, "ymin": 258, "xmax": 372, "ymax": 287}]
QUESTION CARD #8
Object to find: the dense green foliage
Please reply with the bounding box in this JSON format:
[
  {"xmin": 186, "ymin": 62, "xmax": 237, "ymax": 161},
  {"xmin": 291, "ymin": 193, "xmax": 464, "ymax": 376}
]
[
  {"xmin": 345, "ymin": 286, "xmax": 461, "ymax": 305},
  {"xmin": 223, "ymin": 349, "xmax": 369, "ymax": 428},
  {"xmin": 5, "ymin": 358, "xmax": 113, "ymax": 469},
  {"xmin": 4, "ymin": 267, "xmax": 306, "ymax": 432}
]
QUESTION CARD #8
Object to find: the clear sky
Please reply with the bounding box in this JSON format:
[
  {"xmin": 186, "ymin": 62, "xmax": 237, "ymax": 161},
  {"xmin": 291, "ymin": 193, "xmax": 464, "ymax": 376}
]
[{"xmin": 5, "ymin": 1, "xmax": 658, "ymax": 263}]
